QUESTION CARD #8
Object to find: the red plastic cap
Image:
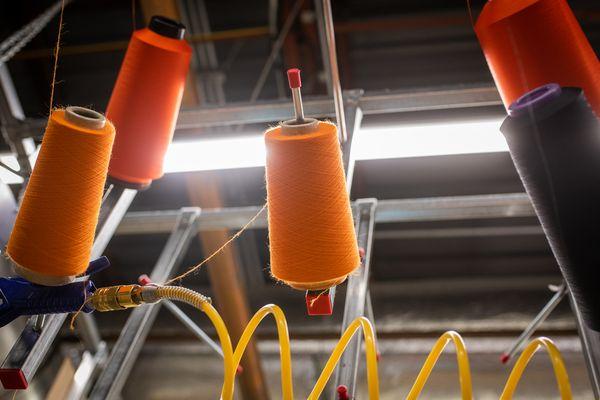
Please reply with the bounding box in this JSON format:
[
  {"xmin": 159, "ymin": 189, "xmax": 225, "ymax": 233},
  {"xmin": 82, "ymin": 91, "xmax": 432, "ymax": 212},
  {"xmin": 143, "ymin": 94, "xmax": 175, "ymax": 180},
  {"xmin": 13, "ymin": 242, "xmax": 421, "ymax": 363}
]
[
  {"xmin": 0, "ymin": 368, "xmax": 28, "ymax": 390},
  {"xmin": 306, "ymin": 291, "xmax": 333, "ymax": 315},
  {"xmin": 336, "ymin": 385, "xmax": 350, "ymax": 400},
  {"xmin": 138, "ymin": 274, "xmax": 152, "ymax": 286},
  {"xmin": 287, "ymin": 68, "xmax": 302, "ymax": 89},
  {"xmin": 500, "ymin": 353, "xmax": 510, "ymax": 364}
]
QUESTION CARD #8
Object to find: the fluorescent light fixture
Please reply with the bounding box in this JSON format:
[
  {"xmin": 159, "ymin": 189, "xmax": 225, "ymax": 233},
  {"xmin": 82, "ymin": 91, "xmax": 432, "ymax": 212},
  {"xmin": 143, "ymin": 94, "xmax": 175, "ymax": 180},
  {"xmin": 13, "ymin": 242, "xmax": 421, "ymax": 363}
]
[
  {"xmin": 163, "ymin": 135, "xmax": 266, "ymax": 173},
  {"xmin": 0, "ymin": 118, "xmax": 508, "ymax": 183},
  {"xmin": 351, "ymin": 118, "xmax": 507, "ymax": 161},
  {"xmin": 163, "ymin": 117, "xmax": 507, "ymax": 173}
]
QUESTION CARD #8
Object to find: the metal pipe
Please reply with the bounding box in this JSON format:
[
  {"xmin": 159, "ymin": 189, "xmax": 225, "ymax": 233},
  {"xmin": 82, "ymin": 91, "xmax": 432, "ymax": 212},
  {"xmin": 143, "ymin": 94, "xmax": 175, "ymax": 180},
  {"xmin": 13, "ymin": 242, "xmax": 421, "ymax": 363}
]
[
  {"xmin": 163, "ymin": 300, "xmax": 223, "ymax": 357},
  {"xmin": 501, "ymin": 283, "xmax": 567, "ymax": 363},
  {"xmin": 291, "ymin": 87, "xmax": 305, "ymax": 122},
  {"xmin": 317, "ymin": 0, "xmax": 347, "ymax": 143}
]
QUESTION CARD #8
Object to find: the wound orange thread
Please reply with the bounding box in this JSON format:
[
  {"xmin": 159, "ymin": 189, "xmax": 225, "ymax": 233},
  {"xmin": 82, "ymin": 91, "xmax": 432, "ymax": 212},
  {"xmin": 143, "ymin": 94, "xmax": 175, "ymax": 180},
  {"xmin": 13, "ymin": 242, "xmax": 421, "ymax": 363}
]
[
  {"xmin": 265, "ymin": 121, "xmax": 359, "ymax": 291},
  {"xmin": 107, "ymin": 18, "xmax": 191, "ymax": 188},
  {"xmin": 474, "ymin": 0, "xmax": 600, "ymax": 114},
  {"xmin": 6, "ymin": 108, "xmax": 115, "ymax": 285}
]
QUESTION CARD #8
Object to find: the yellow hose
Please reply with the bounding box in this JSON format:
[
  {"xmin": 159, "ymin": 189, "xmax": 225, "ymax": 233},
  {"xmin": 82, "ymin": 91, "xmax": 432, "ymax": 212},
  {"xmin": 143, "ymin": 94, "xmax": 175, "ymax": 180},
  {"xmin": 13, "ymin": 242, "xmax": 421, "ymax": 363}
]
[
  {"xmin": 112, "ymin": 285, "xmax": 572, "ymax": 400},
  {"xmin": 500, "ymin": 337, "xmax": 572, "ymax": 400},
  {"xmin": 308, "ymin": 316, "xmax": 379, "ymax": 400},
  {"xmin": 154, "ymin": 287, "xmax": 379, "ymax": 399},
  {"xmin": 231, "ymin": 304, "xmax": 294, "ymax": 400},
  {"xmin": 406, "ymin": 331, "xmax": 472, "ymax": 400},
  {"xmin": 155, "ymin": 286, "xmax": 236, "ymax": 400}
]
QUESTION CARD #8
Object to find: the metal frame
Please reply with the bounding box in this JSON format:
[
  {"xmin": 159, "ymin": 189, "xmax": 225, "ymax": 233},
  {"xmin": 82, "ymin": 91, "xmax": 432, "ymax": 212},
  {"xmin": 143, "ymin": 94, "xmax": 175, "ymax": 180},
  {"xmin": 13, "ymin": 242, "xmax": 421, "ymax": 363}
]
[
  {"xmin": 174, "ymin": 86, "xmax": 501, "ymax": 130},
  {"xmin": 89, "ymin": 208, "xmax": 201, "ymax": 400},
  {"xmin": 117, "ymin": 193, "xmax": 536, "ymax": 234},
  {"xmin": 334, "ymin": 198, "xmax": 377, "ymax": 397}
]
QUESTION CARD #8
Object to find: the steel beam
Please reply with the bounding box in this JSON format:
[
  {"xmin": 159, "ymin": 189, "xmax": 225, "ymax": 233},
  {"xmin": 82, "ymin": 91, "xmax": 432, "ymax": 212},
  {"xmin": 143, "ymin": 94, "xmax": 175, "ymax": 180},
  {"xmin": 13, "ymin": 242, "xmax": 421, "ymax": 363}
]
[
  {"xmin": 15, "ymin": 87, "xmax": 502, "ymax": 139},
  {"xmin": 116, "ymin": 193, "xmax": 535, "ymax": 235},
  {"xmin": 333, "ymin": 198, "xmax": 377, "ymax": 397},
  {"xmin": 89, "ymin": 208, "xmax": 201, "ymax": 400},
  {"xmin": 175, "ymin": 86, "xmax": 501, "ymax": 129}
]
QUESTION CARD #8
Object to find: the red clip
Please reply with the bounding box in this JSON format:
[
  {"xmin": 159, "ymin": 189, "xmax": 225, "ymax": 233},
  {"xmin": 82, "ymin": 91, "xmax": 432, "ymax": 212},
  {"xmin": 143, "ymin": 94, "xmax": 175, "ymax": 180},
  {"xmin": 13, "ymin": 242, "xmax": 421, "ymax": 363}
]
[
  {"xmin": 0, "ymin": 368, "xmax": 28, "ymax": 390},
  {"xmin": 306, "ymin": 290, "xmax": 333, "ymax": 316}
]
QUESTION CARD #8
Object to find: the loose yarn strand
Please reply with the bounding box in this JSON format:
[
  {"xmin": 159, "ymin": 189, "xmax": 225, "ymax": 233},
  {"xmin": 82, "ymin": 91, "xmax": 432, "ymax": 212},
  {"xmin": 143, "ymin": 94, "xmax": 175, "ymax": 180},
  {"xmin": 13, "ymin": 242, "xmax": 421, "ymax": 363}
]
[
  {"xmin": 48, "ymin": 0, "xmax": 66, "ymax": 113},
  {"xmin": 69, "ymin": 289, "xmax": 93, "ymax": 330},
  {"xmin": 466, "ymin": 0, "xmax": 474, "ymax": 28},
  {"xmin": 163, "ymin": 203, "xmax": 267, "ymax": 286}
]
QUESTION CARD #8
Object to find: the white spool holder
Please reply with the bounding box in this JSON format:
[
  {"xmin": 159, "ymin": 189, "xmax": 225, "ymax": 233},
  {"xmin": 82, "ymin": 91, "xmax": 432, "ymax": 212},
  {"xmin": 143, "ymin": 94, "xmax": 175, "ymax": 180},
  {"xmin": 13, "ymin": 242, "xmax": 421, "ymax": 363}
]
[{"xmin": 65, "ymin": 106, "xmax": 106, "ymax": 130}]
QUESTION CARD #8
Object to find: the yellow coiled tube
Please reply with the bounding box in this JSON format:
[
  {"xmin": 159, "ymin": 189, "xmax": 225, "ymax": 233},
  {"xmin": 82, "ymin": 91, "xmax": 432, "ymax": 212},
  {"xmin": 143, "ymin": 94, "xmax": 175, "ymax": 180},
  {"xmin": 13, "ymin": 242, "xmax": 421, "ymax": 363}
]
[
  {"xmin": 155, "ymin": 286, "xmax": 236, "ymax": 400},
  {"xmin": 500, "ymin": 337, "xmax": 572, "ymax": 399},
  {"xmin": 143, "ymin": 286, "xmax": 572, "ymax": 400},
  {"xmin": 232, "ymin": 304, "xmax": 294, "ymax": 399},
  {"xmin": 406, "ymin": 331, "xmax": 472, "ymax": 400}
]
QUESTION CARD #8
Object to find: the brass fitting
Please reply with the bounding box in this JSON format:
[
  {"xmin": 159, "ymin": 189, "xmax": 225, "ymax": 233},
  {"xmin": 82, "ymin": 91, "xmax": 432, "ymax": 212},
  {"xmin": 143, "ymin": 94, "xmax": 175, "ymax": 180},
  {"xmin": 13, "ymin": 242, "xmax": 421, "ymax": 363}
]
[{"xmin": 91, "ymin": 285, "xmax": 145, "ymax": 312}]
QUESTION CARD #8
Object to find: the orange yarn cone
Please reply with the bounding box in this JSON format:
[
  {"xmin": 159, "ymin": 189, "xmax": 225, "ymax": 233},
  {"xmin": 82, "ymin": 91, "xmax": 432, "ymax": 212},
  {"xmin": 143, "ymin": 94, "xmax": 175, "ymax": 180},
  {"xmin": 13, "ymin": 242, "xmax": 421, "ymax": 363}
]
[
  {"xmin": 475, "ymin": 0, "xmax": 600, "ymax": 114},
  {"xmin": 6, "ymin": 107, "xmax": 115, "ymax": 286},
  {"xmin": 107, "ymin": 16, "xmax": 191, "ymax": 189},
  {"xmin": 265, "ymin": 121, "xmax": 359, "ymax": 290}
]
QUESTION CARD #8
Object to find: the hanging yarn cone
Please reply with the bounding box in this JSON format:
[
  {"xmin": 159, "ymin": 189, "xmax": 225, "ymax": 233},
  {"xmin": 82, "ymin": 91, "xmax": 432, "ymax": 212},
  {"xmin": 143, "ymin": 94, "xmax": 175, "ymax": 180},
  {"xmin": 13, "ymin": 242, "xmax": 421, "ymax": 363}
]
[
  {"xmin": 501, "ymin": 84, "xmax": 600, "ymax": 330},
  {"xmin": 6, "ymin": 107, "xmax": 115, "ymax": 286},
  {"xmin": 107, "ymin": 15, "xmax": 191, "ymax": 189},
  {"xmin": 474, "ymin": 0, "xmax": 600, "ymax": 114},
  {"xmin": 265, "ymin": 120, "xmax": 359, "ymax": 290}
]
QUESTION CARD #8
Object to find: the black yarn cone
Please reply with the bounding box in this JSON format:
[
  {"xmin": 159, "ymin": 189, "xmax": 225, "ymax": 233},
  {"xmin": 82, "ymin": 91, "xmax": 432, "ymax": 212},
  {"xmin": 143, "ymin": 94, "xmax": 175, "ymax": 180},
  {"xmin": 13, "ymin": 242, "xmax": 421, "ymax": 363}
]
[{"xmin": 501, "ymin": 87, "xmax": 600, "ymax": 331}]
